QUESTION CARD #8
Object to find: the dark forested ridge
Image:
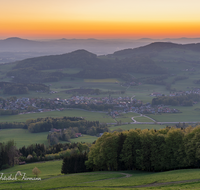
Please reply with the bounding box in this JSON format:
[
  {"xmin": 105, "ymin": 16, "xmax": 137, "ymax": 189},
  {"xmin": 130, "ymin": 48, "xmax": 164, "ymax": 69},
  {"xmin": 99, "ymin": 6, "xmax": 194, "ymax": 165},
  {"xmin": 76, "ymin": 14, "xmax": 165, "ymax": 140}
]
[
  {"xmin": 0, "ymin": 82, "xmax": 49, "ymax": 94},
  {"xmin": 3, "ymin": 41, "xmax": 200, "ymax": 83},
  {"xmin": 13, "ymin": 50, "xmax": 100, "ymax": 70}
]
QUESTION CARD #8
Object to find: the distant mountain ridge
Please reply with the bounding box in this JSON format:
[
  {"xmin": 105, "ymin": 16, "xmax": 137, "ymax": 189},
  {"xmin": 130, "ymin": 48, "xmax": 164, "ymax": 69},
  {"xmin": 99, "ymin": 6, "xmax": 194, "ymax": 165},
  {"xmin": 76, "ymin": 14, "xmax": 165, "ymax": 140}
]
[
  {"xmin": 1, "ymin": 37, "xmax": 200, "ymax": 64},
  {"xmin": 112, "ymin": 42, "xmax": 200, "ymax": 57}
]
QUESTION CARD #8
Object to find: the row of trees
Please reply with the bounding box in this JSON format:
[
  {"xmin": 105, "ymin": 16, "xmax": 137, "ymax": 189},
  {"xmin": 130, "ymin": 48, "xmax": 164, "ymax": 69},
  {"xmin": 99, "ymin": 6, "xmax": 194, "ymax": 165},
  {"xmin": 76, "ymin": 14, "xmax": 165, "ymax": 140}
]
[
  {"xmin": 0, "ymin": 122, "xmax": 26, "ymax": 129},
  {"xmin": 0, "ymin": 82, "xmax": 49, "ymax": 94},
  {"xmin": 152, "ymin": 94, "xmax": 200, "ymax": 106},
  {"xmin": 86, "ymin": 126, "xmax": 200, "ymax": 172},
  {"xmin": 18, "ymin": 142, "xmax": 90, "ymax": 164},
  {"xmin": 0, "ymin": 109, "xmax": 19, "ymax": 115},
  {"xmin": 27, "ymin": 117, "xmax": 109, "ymax": 135},
  {"xmin": 0, "ymin": 140, "xmax": 90, "ymax": 170}
]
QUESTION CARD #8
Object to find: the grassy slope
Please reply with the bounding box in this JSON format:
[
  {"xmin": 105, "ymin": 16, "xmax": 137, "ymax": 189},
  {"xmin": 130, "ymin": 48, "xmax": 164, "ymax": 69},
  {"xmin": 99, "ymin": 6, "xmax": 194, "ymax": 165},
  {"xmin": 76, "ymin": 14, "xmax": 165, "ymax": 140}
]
[
  {"xmin": 68, "ymin": 135, "xmax": 97, "ymax": 144},
  {"xmin": 0, "ymin": 129, "xmax": 98, "ymax": 148},
  {"xmin": 1, "ymin": 160, "xmax": 200, "ymax": 189},
  {"xmin": 0, "ymin": 129, "xmax": 49, "ymax": 148}
]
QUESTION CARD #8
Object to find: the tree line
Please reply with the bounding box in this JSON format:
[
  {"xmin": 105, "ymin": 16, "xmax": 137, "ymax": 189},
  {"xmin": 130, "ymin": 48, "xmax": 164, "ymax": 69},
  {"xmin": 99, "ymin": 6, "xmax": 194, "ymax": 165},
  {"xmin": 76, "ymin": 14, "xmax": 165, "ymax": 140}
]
[
  {"xmin": 0, "ymin": 141, "xmax": 90, "ymax": 170},
  {"xmin": 0, "ymin": 122, "xmax": 26, "ymax": 129},
  {"xmin": 86, "ymin": 126, "xmax": 200, "ymax": 172},
  {"xmin": 27, "ymin": 117, "xmax": 109, "ymax": 135},
  {"xmin": 18, "ymin": 142, "xmax": 89, "ymax": 164},
  {"xmin": 0, "ymin": 82, "xmax": 49, "ymax": 94}
]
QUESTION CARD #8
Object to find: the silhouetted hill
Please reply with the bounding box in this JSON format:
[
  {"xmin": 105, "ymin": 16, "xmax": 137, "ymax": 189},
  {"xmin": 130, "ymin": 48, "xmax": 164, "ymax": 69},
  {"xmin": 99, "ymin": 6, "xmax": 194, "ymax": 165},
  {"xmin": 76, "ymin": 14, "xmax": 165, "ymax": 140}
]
[
  {"xmin": 112, "ymin": 42, "xmax": 200, "ymax": 57},
  {"xmin": 14, "ymin": 49, "xmax": 100, "ymax": 70},
  {"xmin": 0, "ymin": 37, "xmax": 43, "ymax": 47}
]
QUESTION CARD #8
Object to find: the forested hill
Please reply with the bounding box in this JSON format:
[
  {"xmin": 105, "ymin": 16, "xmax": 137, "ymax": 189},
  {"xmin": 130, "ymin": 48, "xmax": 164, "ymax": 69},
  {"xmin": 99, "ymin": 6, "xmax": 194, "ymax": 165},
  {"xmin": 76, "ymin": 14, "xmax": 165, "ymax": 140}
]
[
  {"xmin": 6, "ymin": 41, "xmax": 200, "ymax": 82},
  {"xmin": 111, "ymin": 42, "xmax": 200, "ymax": 57},
  {"xmin": 13, "ymin": 49, "xmax": 101, "ymax": 70}
]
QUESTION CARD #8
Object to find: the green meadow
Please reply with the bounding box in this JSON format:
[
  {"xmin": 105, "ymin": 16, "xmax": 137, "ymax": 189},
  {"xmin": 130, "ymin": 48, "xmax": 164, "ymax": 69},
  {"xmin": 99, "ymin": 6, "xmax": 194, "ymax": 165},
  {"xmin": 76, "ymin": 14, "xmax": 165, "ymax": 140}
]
[
  {"xmin": 0, "ymin": 129, "xmax": 49, "ymax": 148},
  {"xmin": 0, "ymin": 109, "xmax": 115, "ymax": 123},
  {"xmin": 1, "ymin": 160, "xmax": 200, "ymax": 189},
  {"xmin": 69, "ymin": 135, "xmax": 98, "ymax": 144},
  {"xmin": 114, "ymin": 112, "xmax": 139, "ymax": 123},
  {"xmin": 0, "ymin": 128, "xmax": 98, "ymax": 148},
  {"xmin": 134, "ymin": 116, "xmax": 155, "ymax": 122}
]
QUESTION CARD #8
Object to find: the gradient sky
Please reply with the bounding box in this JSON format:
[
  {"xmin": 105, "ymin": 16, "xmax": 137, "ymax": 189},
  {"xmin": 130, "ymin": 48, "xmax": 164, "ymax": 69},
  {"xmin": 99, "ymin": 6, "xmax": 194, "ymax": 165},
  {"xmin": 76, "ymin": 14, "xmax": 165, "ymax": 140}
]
[{"xmin": 1, "ymin": 0, "xmax": 200, "ymax": 39}]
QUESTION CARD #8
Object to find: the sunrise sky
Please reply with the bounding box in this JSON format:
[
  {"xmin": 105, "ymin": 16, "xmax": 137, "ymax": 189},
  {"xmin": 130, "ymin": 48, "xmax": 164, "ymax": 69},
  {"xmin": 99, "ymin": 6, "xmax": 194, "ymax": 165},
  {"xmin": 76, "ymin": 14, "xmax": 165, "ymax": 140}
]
[{"xmin": 1, "ymin": 0, "xmax": 200, "ymax": 39}]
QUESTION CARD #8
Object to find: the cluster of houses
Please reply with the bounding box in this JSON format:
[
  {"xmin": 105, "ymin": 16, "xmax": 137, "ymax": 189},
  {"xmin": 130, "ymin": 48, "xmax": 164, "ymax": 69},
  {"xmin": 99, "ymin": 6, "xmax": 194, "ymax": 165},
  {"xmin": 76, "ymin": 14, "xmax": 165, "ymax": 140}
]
[
  {"xmin": 150, "ymin": 88, "xmax": 200, "ymax": 97},
  {"xmin": 0, "ymin": 95, "xmax": 180, "ymax": 116},
  {"xmin": 110, "ymin": 101, "xmax": 180, "ymax": 117},
  {"xmin": 50, "ymin": 128, "xmax": 82, "ymax": 138},
  {"xmin": 129, "ymin": 103, "xmax": 180, "ymax": 114},
  {"xmin": 150, "ymin": 92, "xmax": 163, "ymax": 97},
  {"xmin": 0, "ymin": 97, "xmax": 32, "ymax": 110},
  {"xmin": 169, "ymin": 88, "xmax": 200, "ymax": 96}
]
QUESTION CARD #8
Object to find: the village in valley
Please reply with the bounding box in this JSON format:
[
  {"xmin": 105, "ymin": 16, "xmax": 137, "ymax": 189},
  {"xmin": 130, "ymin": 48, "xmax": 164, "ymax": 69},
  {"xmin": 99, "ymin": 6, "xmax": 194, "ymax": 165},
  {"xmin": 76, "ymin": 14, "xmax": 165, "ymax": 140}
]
[{"xmin": 0, "ymin": 94, "xmax": 181, "ymax": 117}]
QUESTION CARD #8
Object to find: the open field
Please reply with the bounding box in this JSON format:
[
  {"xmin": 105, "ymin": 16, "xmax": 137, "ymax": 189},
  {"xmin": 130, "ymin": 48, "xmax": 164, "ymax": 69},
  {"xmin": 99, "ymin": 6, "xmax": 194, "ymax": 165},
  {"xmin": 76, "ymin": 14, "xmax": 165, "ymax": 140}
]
[
  {"xmin": 0, "ymin": 109, "xmax": 115, "ymax": 123},
  {"xmin": 134, "ymin": 116, "xmax": 155, "ymax": 122},
  {"xmin": 114, "ymin": 112, "xmax": 140, "ymax": 123},
  {"xmin": 121, "ymin": 112, "xmax": 140, "ymax": 117},
  {"xmin": 0, "ymin": 128, "xmax": 98, "ymax": 148},
  {"xmin": 69, "ymin": 134, "xmax": 98, "ymax": 143},
  {"xmin": 1, "ymin": 160, "xmax": 200, "ymax": 189},
  {"xmin": 0, "ymin": 129, "xmax": 49, "ymax": 148},
  {"xmin": 115, "ymin": 117, "xmax": 133, "ymax": 123}
]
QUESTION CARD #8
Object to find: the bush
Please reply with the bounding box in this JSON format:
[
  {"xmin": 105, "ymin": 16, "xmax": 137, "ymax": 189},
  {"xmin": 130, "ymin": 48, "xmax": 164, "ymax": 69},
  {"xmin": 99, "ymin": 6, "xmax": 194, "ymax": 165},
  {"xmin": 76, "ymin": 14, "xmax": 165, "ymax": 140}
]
[{"xmin": 1, "ymin": 164, "xmax": 10, "ymax": 170}]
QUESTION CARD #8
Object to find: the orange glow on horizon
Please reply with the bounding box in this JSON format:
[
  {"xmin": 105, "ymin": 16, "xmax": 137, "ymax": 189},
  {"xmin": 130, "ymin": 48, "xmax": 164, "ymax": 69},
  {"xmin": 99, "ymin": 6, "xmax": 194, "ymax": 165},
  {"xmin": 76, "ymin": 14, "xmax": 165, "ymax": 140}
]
[
  {"xmin": 1, "ymin": 20, "xmax": 200, "ymax": 39},
  {"xmin": 1, "ymin": 0, "xmax": 200, "ymax": 39}
]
